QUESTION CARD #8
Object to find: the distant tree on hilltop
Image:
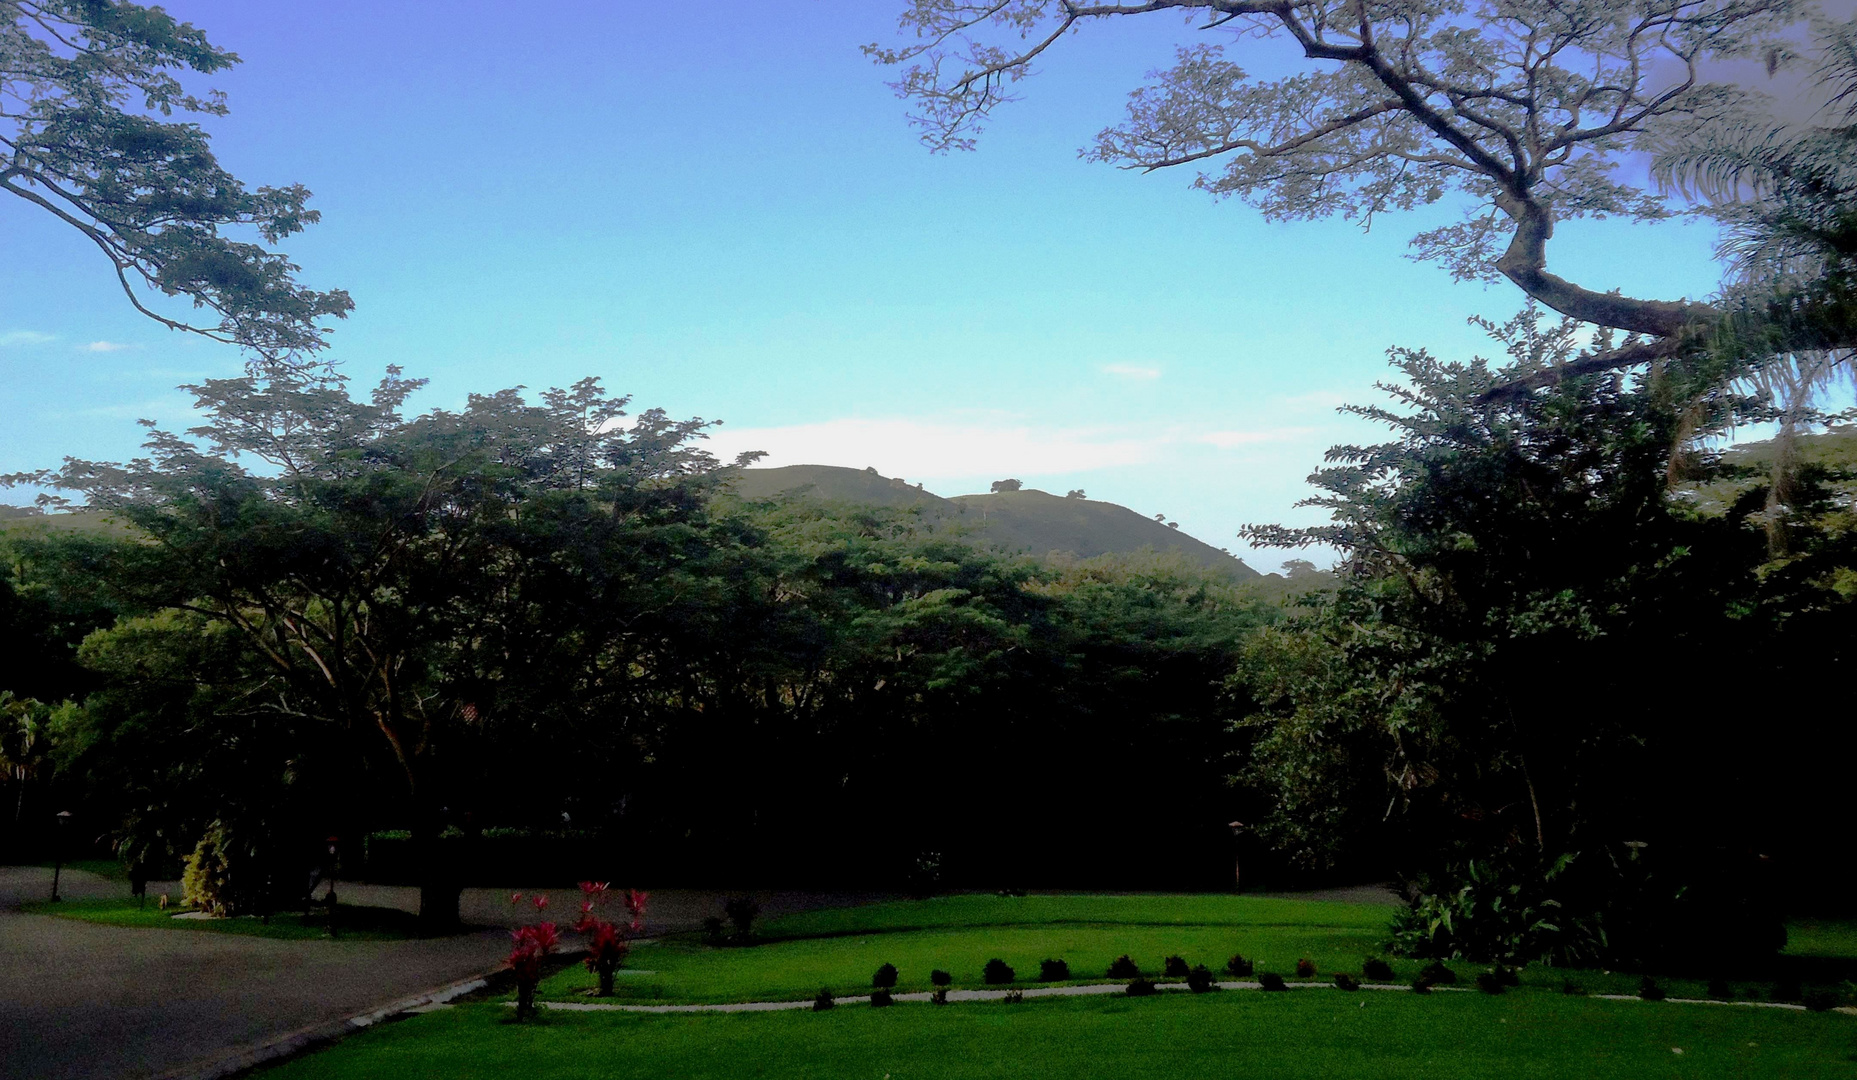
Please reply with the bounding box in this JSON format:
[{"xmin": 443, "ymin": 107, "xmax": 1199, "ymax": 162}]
[
  {"xmin": 991, "ymin": 478, "xmax": 1022, "ymax": 492},
  {"xmin": 1066, "ymin": 489, "xmax": 1085, "ymax": 499}
]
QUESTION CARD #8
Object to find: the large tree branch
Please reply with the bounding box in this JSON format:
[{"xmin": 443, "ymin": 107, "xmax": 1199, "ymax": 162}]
[
  {"xmin": 1128, "ymin": 99, "xmax": 1402, "ymax": 170},
  {"xmin": 1493, "ymin": 194, "xmax": 1714, "ymax": 336},
  {"xmin": 1476, "ymin": 338, "xmax": 1685, "ymax": 402}
]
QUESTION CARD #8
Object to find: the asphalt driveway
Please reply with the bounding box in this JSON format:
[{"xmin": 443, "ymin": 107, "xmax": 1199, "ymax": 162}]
[{"xmin": 0, "ymin": 865, "xmax": 880, "ymax": 1080}]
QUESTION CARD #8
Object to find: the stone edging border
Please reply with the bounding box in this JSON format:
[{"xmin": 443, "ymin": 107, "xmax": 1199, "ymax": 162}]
[{"xmin": 523, "ymin": 980, "xmax": 1857, "ymax": 1016}]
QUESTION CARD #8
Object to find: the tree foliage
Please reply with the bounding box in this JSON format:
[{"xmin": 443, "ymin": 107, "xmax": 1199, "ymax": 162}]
[
  {"xmin": 23, "ymin": 369, "xmax": 753, "ymax": 923},
  {"xmin": 1, "ymin": 0, "xmax": 350, "ymax": 364},
  {"xmin": 1236, "ymin": 306, "xmax": 1857, "ymax": 963},
  {"xmin": 870, "ymin": 0, "xmax": 1843, "ymax": 378},
  {"xmin": 17, "ymin": 370, "xmax": 1283, "ymax": 910}
]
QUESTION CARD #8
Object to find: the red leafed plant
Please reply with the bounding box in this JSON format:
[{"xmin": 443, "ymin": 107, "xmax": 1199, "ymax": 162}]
[
  {"xmin": 582, "ymin": 920, "xmax": 630, "ymax": 995},
  {"xmin": 508, "ymin": 922, "xmax": 560, "ymax": 1020},
  {"xmin": 576, "ymin": 883, "xmax": 648, "ymax": 996}
]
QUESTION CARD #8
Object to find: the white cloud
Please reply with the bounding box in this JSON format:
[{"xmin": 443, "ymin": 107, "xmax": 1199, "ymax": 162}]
[
  {"xmin": 0, "ymin": 330, "xmax": 56, "ymax": 346},
  {"xmin": 1277, "ymin": 389, "xmax": 1354, "ymax": 410},
  {"xmin": 84, "ymin": 340, "xmax": 132, "ymax": 353},
  {"xmin": 706, "ymin": 417, "xmax": 1163, "ymax": 479},
  {"xmin": 1102, "ymin": 363, "xmax": 1162, "ymax": 381},
  {"xmin": 705, "ymin": 415, "xmax": 1332, "ymax": 480},
  {"xmin": 1200, "ymin": 427, "xmax": 1315, "ymax": 449}
]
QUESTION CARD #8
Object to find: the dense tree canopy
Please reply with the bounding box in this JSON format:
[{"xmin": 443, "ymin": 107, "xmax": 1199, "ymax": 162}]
[
  {"xmin": 23, "ymin": 370, "xmax": 756, "ymax": 923},
  {"xmin": 1, "ymin": 1, "xmax": 349, "ymax": 364},
  {"xmin": 1235, "ymin": 306, "xmax": 1857, "ymax": 964}
]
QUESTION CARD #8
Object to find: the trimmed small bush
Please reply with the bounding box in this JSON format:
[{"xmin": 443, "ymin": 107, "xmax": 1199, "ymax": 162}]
[
  {"xmin": 1561, "ymin": 980, "xmax": 1586, "ymax": 996},
  {"xmin": 1493, "ymin": 966, "xmax": 1520, "ymax": 987},
  {"xmin": 1108, "ymin": 955, "xmax": 1141, "ymax": 979},
  {"xmin": 1410, "ymin": 975, "xmax": 1433, "ymax": 994},
  {"xmin": 1334, "ymin": 973, "xmax": 1360, "ymax": 991},
  {"xmin": 812, "ymin": 987, "xmax": 835, "ymax": 1011},
  {"xmin": 1419, "ymin": 961, "xmax": 1458, "ymax": 985},
  {"xmin": 1163, "ymin": 955, "xmax": 1190, "ymax": 978},
  {"xmin": 181, "ymin": 827, "xmax": 234, "ymax": 916},
  {"xmin": 1258, "ymin": 971, "xmax": 1288, "ymax": 992},
  {"xmin": 1038, "ymin": 958, "xmax": 1070, "ymax": 982},
  {"xmin": 1294, "ymin": 958, "xmax": 1317, "ymax": 978},
  {"xmin": 930, "ymin": 969, "xmax": 952, "ymax": 988},
  {"xmin": 1187, "ymin": 965, "xmax": 1217, "ymax": 993},
  {"xmin": 1707, "ymin": 977, "xmax": 1733, "ymax": 1000},
  {"xmin": 983, "ymin": 958, "xmax": 1015, "ymax": 985},
  {"xmin": 1126, "ymin": 977, "xmax": 1157, "ymax": 997},
  {"xmin": 1802, "ymin": 988, "xmax": 1838, "ymax": 1012},
  {"xmin": 873, "ymin": 963, "xmax": 898, "ymax": 989},
  {"xmin": 870, "ymin": 988, "xmax": 894, "ymax": 1008},
  {"xmin": 1638, "ymin": 976, "xmax": 1665, "ymax": 1002},
  {"xmin": 1362, "ymin": 957, "xmax": 1394, "ymax": 981},
  {"xmin": 1224, "ymin": 954, "xmax": 1254, "ymax": 977},
  {"xmin": 1474, "ymin": 971, "xmax": 1506, "ymax": 995}
]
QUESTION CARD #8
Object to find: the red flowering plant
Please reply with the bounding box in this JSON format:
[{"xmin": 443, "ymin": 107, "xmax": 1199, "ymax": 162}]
[
  {"xmin": 507, "ymin": 921, "xmax": 560, "ymax": 1020},
  {"xmin": 576, "ymin": 881, "xmax": 649, "ymax": 996}
]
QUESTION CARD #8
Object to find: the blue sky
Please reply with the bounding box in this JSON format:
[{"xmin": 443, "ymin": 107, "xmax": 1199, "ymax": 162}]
[{"xmin": 0, "ymin": 1, "xmax": 1738, "ymax": 570}]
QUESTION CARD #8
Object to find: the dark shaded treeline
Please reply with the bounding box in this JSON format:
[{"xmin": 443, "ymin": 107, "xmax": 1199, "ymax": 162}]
[{"xmin": 0, "ymin": 372, "xmax": 1284, "ymax": 920}]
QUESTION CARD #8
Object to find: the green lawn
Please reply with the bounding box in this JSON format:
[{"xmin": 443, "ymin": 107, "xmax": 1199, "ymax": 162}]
[
  {"xmin": 1788, "ymin": 919, "xmax": 1857, "ymax": 961},
  {"xmin": 755, "ymin": 892, "xmax": 1394, "ymax": 938},
  {"xmin": 541, "ymin": 894, "xmax": 1393, "ymax": 1004},
  {"xmin": 260, "ymin": 987, "xmax": 1857, "ymax": 1080},
  {"xmin": 35, "ymin": 859, "xmax": 132, "ymax": 881},
  {"xmin": 22, "ymin": 897, "xmax": 425, "ymax": 941},
  {"xmin": 537, "ymin": 893, "xmax": 1805, "ymax": 1004}
]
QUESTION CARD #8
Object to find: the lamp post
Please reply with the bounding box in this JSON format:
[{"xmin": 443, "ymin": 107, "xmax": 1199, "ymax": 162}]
[
  {"xmin": 1228, "ymin": 821, "xmax": 1247, "ymax": 892},
  {"xmin": 50, "ymin": 809, "xmax": 71, "ymax": 902}
]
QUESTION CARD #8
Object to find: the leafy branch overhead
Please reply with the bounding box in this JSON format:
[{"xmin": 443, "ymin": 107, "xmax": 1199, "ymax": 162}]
[
  {"xmin": 869, "ymin": 0, "xmax": 1850, "ymax": 381},
  {"xmin": 1, "ymin": 1, "xmax": 350, "ymax": 365}
]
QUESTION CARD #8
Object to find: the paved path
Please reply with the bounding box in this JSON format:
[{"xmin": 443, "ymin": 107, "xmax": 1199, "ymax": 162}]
[
  {"xmin": 527, "ymin": 987, "xmax": 1857, "ymax": 1016},
  {"xmin": 0, "ymin": 867, "xmax": 883, "ymax": 1080}
]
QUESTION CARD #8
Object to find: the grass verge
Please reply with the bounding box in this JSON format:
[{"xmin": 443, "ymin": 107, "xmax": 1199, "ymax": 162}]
[{"xmin": 258, "ymin": 988, "xmax": 1857, "ymax": 1080}]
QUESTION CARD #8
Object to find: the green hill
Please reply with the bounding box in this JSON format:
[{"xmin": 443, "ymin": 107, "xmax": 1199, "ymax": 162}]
[
  {"xmin": 724, "ymin": 465, "xmax": 1260, "ymax": 579},
  {"xmin": 0, "ymin": 506, "xmax": 133, "ymax": 537},
  {"xmin": 1685, "ymin": 425, "xmax": 1857, "ymax": 514}
]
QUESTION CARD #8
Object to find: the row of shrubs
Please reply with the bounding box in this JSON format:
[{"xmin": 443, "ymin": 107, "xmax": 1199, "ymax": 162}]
[
  {"xmin": 818, "ymin": 955, "xmax": 1846, "ymax": 1012},
  {"xmin": 824, "ymin": 953, "xmax": 1852, "ymax": 1013},
  {"xmin": 857, "ymin": 954, "xmax": 1402, "ymax": 991}
]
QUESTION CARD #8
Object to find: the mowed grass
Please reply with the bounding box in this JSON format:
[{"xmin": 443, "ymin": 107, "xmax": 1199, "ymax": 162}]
[
  {"xmin": 1788, "ymin": 919, "xmax": 1857, "ymax": 961},
  {"xmin": 540, "ymin": 893, "xmax": 1391, "ymax": 1004},
  {"xmin": 259, "ymin": 987, "xmax": 1857, "ymax": 1080},
  {"xmin": 21, "ymin": 897, "xmax": 425, "ymax": 941},
  {"xmin": 537, "ymin": 893, "xmax": 1803, "ymax": 1004}
]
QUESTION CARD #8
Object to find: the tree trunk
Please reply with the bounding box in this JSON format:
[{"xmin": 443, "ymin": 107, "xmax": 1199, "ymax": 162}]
[
  {"xmin": 412, "ymin": 819, "xmax": 463, "ymax": 933},
  {"xmin": 419, "ymin": 879, "xmax": 462, "ymax": 931}
]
